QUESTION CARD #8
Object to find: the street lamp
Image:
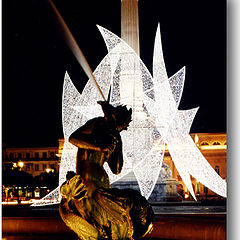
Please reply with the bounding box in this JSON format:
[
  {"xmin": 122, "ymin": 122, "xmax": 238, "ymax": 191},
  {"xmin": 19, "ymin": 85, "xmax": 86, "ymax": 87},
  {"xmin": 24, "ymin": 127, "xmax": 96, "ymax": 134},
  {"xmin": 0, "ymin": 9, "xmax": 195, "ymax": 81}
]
[
  {"xmin": 18, "ymin": 161, "xmax": 24, "ymax": 169},
  {"xmin": 12, "ymin": 163, "xmax": 17, "ymax": 168},
  {"xmin": 46, "ymin": 168, "xmax": 52, "ymax": 173}
]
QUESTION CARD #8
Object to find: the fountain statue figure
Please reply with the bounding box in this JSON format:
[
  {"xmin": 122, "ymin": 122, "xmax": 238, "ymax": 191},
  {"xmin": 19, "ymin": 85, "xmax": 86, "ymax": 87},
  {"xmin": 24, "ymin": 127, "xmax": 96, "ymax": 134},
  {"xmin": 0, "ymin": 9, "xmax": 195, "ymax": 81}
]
[{"xmin": 59, "ymin": 99, "xmax": 154, "ymax": 240}]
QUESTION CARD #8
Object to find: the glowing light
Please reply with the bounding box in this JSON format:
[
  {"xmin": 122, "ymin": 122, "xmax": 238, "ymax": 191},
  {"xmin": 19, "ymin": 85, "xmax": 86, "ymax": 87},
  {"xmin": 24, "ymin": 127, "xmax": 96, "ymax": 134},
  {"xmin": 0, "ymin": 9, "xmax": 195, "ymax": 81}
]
[
  {"xmin": 45, "ymin": 168, "xmax": 53, "ymax": 173},
  {"xmin": 195, "ymin": 134, "xmax": 199, "ymax": 144},
  {"xmin": 18, "ymin": 161, "xmax": 24, "ymax": 168},
  {"xmin": 2, "ymin": 201, "xmax": 18, "ymax": 205},
  {"xmin": 200, "ymin": 145, "xmax": 227, "ymax": 150},
  {"xmin": 35, "ymin": 23, "xmax": 226, "ymax": 206},
  {"xmin": 142, "ymin": 223, "xmax": 154, "ymax": 238}
]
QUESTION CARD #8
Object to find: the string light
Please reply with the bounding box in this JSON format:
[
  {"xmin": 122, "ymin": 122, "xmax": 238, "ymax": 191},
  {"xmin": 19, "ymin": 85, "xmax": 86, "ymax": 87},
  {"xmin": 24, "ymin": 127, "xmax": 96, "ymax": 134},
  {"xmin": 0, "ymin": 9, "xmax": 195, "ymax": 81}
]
[{"xmin": 33, "ymin": 24, "xmax": 226, "ymax": 206}]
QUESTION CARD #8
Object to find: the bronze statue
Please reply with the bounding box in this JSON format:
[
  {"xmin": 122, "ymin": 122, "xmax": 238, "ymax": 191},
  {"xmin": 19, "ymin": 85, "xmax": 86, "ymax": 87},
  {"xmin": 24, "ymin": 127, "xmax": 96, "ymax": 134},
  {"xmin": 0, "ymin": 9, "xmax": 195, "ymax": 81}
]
[{"xmin": 59, "ymin": 100, "xmax": 154, "ymax": 240}]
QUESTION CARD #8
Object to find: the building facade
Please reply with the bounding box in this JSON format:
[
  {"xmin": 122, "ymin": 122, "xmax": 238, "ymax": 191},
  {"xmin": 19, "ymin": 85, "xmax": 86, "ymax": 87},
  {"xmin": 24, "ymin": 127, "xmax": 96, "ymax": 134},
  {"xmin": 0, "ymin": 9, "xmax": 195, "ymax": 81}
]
[
  {"xmin": 163, "ymin": 132, "xmax": 227, "ymax": 200},
  {"xmin": 3, "ymin": 132, "xmax": 226, "ymax": 201},
  {"xmin": 3, "ymin": 146, "xmax": 60, "ymax": 177},
  {"xmin": 58, "ymin": 132, "xmax": 227, "ymax": 201}
]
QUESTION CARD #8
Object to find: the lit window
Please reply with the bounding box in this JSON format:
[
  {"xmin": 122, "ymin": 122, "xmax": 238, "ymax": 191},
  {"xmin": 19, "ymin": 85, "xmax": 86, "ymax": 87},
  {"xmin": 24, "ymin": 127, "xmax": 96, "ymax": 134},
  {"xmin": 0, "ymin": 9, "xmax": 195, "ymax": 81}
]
[
  {"xmin": 42, "ymin": 164, "xmax": 47, "ymax": 171},
  {"xmin": 50, "ymin": 152, "xmax": 55, "ymax": 159},
  {"xmin": 26, "ymin": 164, "xmax": 31, "ymax": 171},
  {"xmin": 42, "ymin": 152, "xmax": 47, "ymax": 159},
  {"xmin": 215, "ymin": 165, "xmax": 220, "ymax": 175},
  {"xmin": 35, "ymin": 164, "xmax": 39, "ymax": 171}
]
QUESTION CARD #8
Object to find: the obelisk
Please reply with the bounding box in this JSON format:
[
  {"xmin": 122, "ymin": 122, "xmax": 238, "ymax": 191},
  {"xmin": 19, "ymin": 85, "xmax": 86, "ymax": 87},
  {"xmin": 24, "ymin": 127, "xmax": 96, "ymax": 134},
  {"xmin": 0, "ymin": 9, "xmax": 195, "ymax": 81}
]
[
  {"xmin": 121, "ymin": 0, "xmax": 140, "ymax": 56},
  {"xmin": 120, "ymin": 0, "xmax": 143, "ymax": 119},
  {"xmin": 120, "ymin": 0, "xmax": 180, "ymax": 202}
]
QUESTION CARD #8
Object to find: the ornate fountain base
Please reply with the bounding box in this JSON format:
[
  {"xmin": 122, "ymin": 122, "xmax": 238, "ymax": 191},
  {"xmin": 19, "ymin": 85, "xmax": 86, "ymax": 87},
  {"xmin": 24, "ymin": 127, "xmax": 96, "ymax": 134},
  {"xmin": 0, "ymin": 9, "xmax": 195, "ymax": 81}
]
[{"xmin": 111, "ymin": 163, "xmax": 182, "ymax": 202}]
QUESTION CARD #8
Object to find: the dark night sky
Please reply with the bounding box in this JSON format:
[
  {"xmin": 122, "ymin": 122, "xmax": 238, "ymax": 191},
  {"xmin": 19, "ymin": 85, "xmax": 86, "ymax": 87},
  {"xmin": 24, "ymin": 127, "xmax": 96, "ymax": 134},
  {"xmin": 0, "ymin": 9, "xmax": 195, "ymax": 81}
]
[{"xmin": 2, "ymin": 0, "xmax": 226, "ymax": 147}]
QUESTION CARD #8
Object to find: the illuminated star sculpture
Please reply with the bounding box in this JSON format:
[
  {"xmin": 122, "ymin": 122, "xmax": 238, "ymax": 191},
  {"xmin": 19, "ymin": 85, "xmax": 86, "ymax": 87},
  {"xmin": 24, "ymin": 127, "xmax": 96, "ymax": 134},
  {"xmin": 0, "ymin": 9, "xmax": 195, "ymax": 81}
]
[{"xmin": 32, "ymin": 24, "xmax": 226, "ymax": 206}]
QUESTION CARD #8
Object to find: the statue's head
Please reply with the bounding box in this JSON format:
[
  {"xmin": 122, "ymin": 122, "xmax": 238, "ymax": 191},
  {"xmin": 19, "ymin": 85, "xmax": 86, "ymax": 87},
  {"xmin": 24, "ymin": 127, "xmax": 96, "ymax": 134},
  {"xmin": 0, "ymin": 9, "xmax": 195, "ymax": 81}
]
[
  {"xmin": 66, "ymin": 171, "xmax": 76, "ymax": 180},
  {"xmin": 97, "ymin": 100, "xmax": 132, "ymax": 131},
  {"xmin": 114, "ymin": 104, "xmax": 132, "ymax": 131}
]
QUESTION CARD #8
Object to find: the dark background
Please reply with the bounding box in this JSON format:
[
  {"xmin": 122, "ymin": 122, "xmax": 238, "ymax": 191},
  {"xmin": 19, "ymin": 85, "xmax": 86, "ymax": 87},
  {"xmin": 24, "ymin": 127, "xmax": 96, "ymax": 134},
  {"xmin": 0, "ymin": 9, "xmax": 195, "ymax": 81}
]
[{"xmin": 2, "ymin": 0, "xmax": 226, "ymax": 147}]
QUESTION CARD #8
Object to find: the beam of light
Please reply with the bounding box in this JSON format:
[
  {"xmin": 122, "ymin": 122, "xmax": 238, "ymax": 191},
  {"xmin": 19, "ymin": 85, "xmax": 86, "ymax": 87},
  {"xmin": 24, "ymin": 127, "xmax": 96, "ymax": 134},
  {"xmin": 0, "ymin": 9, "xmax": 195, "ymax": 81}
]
[
  {"xmin": 33, "ymin": 23, "xmax": 226, "ymax": 206},
  {"xmin": 48, "ymin": 0, "xmax": 106, "ymax": 101}
]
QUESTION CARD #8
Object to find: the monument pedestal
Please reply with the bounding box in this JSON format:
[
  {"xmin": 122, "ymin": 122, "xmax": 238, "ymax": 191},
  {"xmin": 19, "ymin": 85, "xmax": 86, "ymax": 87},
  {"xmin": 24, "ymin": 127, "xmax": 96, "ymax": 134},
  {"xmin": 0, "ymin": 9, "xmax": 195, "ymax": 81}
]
[
  {"xmin": 166, "ymin": 178, "xmax": 182, "ymax": 202},
  {"xmin": 111, "ymin": 163, "xmax": 182, "ymax": 203}
]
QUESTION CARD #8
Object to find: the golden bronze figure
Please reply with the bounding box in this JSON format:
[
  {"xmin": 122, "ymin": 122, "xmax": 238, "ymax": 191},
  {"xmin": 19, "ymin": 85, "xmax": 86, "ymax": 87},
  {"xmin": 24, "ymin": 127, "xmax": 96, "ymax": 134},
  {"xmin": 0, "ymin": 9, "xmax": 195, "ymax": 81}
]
[{"xmin": 59, "ymin": 100, "xmax": 154, "ymax": 239}]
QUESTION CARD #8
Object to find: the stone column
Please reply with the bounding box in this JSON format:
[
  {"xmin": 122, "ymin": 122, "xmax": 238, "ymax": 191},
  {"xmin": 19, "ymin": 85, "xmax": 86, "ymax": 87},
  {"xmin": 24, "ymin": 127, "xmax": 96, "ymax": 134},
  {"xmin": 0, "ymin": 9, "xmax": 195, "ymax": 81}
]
[
  {"xmin": 166, "ymin": 178, "xmax": 182, "ymax": 202},
  {"xmin": 121, "ymin": 0, "xmax": 140, "ymax": 56}
]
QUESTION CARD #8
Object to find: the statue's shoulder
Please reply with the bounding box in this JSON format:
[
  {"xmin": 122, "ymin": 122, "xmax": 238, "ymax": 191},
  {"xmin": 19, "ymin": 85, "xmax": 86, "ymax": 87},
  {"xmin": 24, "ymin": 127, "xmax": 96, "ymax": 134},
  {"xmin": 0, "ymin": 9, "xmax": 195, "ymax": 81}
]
[
  {"xmin": 70, "ymin": 117, "xmax": 106, "ymax": 138},
  {"xmin": 84, "ymin": 116, "xmax": 108, "ymax": 129},
  {"xmin": 86, "ymin": 116, "xmax": 105, "ymax": 125}
]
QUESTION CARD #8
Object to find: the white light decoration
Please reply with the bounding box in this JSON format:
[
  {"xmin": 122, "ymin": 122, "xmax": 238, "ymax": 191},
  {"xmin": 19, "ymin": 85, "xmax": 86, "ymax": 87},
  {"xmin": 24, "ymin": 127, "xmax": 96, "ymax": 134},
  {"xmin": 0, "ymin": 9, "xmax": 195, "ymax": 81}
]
[
  {"xmin": 32, "ymin": 24, "xmax": 226, "ymax": 206},
  {"xmin": 32, "ymin": 186, "xmax": 61, "ymax": 206}
]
